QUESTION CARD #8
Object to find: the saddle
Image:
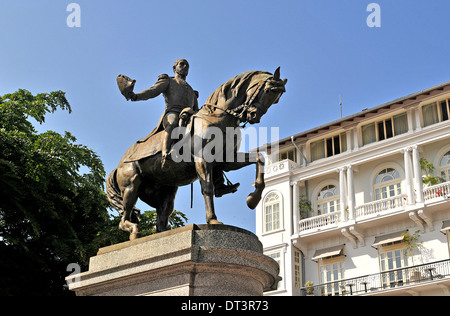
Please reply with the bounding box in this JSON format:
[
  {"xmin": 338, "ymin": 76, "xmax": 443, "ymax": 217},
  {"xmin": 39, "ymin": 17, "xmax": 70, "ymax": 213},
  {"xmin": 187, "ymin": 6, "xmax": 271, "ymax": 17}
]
[{"xmin": 124, "ymin": 112, "xmax": 194, "ymax": 162}]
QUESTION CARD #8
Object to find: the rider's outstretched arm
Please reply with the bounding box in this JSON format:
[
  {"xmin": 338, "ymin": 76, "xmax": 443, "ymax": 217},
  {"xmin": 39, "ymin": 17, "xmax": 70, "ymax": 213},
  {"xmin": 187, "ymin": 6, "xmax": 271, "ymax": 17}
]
[{"xmin": 131, "ymin": 74, "xmax": 170, "ymax": 101}]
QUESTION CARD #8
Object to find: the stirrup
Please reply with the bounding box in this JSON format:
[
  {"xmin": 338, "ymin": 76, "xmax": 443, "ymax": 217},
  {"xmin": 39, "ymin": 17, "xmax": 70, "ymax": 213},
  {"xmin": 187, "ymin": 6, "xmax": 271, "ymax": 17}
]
[{"xmin": 215, "ymin": 182, "xmax": 240, "ymax": 197}]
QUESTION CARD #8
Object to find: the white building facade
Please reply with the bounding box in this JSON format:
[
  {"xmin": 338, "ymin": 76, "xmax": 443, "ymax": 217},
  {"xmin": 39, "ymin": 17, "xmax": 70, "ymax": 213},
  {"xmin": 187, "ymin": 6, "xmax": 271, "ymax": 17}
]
[{"xmin": 256, "ymin": 81, "xmax": 450, "ymax": 296}]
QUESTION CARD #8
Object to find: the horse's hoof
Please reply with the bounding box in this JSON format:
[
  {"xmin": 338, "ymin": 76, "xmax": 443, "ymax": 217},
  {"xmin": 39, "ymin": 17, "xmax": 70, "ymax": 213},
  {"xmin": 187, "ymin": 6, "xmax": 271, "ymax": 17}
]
[
  {"xmin": 129, "ymin": 232, "xmax": 138, "ymax": 241},
  {"xmin": 156, "ymin": 226, "xmax": 169, "ymax": 233},
  {"xmin": 247, "ymin": 190, "xmax": 263, "ymax": 209},
  {"xmin": 130, "ymin": 224, "xmax": 139, "ymax": 240},
  {"xmin": 208, "ymin": 219, "xmax": 223, "ymax": 225},
  {"xmin": 119, "ymin": 218, "xmax": 127, "ymax": 231}
]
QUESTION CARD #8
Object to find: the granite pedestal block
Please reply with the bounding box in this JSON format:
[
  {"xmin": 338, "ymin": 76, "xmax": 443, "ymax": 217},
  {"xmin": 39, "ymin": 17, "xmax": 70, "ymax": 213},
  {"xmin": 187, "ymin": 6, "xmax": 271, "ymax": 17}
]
[{"xmin": 66, "ymin": 224, "xmax": 280, "ymax": 296}]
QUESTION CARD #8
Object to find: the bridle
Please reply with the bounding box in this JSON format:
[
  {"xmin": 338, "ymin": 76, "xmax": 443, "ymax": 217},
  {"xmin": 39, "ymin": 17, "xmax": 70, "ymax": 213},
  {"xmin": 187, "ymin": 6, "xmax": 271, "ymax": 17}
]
[{"xmin": 202, "ymin": 77, "xmax": 276, "ymax": 126}]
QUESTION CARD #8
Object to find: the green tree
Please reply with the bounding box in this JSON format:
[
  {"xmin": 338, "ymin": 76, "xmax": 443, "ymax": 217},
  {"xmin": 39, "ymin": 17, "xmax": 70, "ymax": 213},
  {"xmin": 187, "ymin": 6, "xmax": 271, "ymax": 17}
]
[
  {"xmin": 0, "ymin": 89, "xmax": 110, "ymax": 295},
  {"xmin": 0, "ymin": 89, "xmax": 189, "ymax": 295}
]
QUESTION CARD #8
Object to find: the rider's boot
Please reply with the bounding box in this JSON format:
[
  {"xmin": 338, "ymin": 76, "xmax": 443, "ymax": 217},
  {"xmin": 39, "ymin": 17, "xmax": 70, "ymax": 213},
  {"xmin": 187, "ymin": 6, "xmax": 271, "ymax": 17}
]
[
  {"xmin": 214, "ymin": 182, "xmax": 240, "ymax": 197},
  {"xmin": 161, "ymin": 130, "xmax": 172, "ymax": 171}
]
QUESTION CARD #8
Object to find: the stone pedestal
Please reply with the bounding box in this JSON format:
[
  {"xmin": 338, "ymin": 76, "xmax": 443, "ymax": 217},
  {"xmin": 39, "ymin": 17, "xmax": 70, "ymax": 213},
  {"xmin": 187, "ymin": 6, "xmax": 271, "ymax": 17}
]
[{"xmin": 66, "ymin": 224, "xmax": 280, "ymax": 296}]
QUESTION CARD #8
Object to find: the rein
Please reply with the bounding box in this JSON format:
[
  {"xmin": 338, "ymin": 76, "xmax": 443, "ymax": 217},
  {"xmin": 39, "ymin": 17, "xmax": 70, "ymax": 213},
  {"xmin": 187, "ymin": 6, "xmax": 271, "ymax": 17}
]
[
  {"xmin": 202, "ymin": 103, "xmax": 247, "ymax": 123},
  {"xmin": 200, "ymin": 77, "xmax": 269, "ymax": 127}
]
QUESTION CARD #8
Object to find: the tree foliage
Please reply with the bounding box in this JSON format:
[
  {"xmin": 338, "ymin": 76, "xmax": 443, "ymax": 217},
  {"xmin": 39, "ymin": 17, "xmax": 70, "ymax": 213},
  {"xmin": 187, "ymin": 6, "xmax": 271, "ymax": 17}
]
[
  {"xmin": 0, "ymin": 89, "xmax": 188, "ymax": 295},
  {"xmin": 0, "ymin": 89, "xmax": 110, "ymax": 295}
]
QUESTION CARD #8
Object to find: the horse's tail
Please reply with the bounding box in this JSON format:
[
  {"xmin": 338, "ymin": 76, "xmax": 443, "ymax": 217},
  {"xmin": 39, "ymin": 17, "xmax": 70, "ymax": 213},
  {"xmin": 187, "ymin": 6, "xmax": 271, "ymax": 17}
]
[{"xmin": 106, "ymin": 168, "xmax": 125, "ymax": 216}]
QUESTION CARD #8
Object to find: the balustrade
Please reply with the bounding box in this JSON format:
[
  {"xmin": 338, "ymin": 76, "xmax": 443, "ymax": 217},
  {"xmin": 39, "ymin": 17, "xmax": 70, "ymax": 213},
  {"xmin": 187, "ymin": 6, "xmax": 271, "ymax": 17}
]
[
  {"xmin": 298, "ymin": 181, "xmax": 450, "ymax": 233},
  {"xmin": 299, "ymin": 212, "xmax": 341, "ymax": 232},
  {"xmin": 300, "ymin": 259, "xmax": 450, "ymax": 296},
  {"xmin": 423, "ymin": 181, "xmax": 450, "ymax": 201},
  {"xmin": 355, "ymin": 194, "xmax": 407, "ymax": 218}
]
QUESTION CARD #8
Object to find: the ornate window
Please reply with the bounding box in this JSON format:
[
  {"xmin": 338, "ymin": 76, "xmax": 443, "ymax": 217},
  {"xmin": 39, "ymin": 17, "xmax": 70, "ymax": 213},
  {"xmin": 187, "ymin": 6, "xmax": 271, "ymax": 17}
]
[
  {"xmin": 374, "ymin": 168, "xmax": 402, "ymax": 200},
  {"xmin": 264, "ymin": 193, "xmax": 281, "ymax": 233},
  {"xmin": 439, "ymin": 151, "xmax": 450, "ymax": 182},
  {"xmin": 316, "ymin": 185, "xmax": 340, "ymax": 215}
]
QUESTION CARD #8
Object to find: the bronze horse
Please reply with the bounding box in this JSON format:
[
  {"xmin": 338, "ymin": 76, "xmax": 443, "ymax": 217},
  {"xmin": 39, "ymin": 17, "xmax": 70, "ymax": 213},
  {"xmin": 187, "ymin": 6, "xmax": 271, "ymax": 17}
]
[{"xmin": 106, "ymin": 68, "xmax": 287, "ymax": 239}]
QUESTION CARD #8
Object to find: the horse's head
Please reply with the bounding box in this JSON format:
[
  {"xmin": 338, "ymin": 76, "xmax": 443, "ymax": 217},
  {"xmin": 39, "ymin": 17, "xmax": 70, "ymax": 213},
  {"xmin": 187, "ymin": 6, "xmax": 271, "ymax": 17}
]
[{"xmin": 244, "ymin": 67, "xmax": 287, "ymax": 124}]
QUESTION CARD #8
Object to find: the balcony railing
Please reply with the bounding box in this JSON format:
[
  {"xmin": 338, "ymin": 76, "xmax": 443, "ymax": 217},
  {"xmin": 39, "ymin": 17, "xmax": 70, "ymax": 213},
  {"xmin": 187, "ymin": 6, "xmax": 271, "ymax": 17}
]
[
  {"xmin": 300, "ymin": 259, "xmax": 450, "ymax": 296},
  {"xmin": 264, "ymin": 159, "xmax": 298, "ymax": 178},
  {"xmin": 355, "ymin": 194, "xmax": 407, "ymax": 219},
  {"xmin": 299, "ymin": 212, "xmax": 341, "ymax": 232},
  {"xmin": 298, "ymin": 181, "xmax": 450, "ymax": 233},
  {"xmin": 423, "ymin": 181, "xmax": 450, "ymax": 202},
  {"xmin": 298, "ymin": 195, "xmax": 406, "ymax": 233}
]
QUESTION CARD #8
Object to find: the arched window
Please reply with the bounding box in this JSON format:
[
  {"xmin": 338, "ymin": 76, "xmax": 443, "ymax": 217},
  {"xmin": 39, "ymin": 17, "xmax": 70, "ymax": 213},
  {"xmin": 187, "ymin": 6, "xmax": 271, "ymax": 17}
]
[
  {"xmin": 264, "ymin": 193, "xmax": 281, "ymax": 232},
  {"xmin": 316, "ymin": 185, "xmax": 340, "ymax": 215},
  {"xmin": 440, "ymin": 151, "xmax": 450, "ymax": 182},
  {"xmin": 374, "ymin": 168, "xmax": 402, "ymax": 200}
]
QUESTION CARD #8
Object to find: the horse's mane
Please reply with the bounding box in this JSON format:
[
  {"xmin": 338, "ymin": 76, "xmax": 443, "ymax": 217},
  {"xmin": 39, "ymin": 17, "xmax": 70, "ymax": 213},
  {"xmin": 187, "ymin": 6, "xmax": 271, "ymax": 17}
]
[{"xmin": 205, "ymin": 70, "xmax": 272, "ymax": 107}]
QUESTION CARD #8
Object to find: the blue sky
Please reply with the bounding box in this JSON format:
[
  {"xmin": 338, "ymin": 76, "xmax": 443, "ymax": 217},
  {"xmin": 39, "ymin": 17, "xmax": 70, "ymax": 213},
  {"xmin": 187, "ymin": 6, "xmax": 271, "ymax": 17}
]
[{"xmin": 1, "ymin": 0, "xmax": 449, "ymax": 233}]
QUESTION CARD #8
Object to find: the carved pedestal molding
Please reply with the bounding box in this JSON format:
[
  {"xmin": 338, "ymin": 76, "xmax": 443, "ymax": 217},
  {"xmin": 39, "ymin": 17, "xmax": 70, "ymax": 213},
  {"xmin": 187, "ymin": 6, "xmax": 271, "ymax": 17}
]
[{"xmin": 66, "ymin": 224, "xmax": 280, "ymax": 296}]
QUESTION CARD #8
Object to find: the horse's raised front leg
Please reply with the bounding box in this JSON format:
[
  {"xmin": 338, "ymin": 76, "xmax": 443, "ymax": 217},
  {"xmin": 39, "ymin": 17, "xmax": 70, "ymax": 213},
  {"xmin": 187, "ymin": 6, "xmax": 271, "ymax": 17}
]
[
  {"xmin": 195, "ymin": 159, "xmax": 222, "ymax": 225},
  {"xmin": 247, "ymin": 152, "xmax": 265, "ymax": 209},
  {"xmin": 220, "ymin": 152, "xmax": 265, "ymax": 209}
]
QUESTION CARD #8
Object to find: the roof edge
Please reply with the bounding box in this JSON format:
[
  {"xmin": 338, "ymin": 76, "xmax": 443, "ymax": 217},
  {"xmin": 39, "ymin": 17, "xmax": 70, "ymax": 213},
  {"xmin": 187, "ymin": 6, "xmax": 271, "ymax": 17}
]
[{"xmin": 255, "ymin": 80, "xmax": 450, "ymax": 152}]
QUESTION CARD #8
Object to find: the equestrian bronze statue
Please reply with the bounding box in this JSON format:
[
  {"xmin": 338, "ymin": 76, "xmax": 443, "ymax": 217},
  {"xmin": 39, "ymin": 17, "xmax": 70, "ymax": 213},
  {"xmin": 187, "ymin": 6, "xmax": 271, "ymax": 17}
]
[{"xmin": 107, "ymin": 61, "xmax": 287, "ymax": 240}]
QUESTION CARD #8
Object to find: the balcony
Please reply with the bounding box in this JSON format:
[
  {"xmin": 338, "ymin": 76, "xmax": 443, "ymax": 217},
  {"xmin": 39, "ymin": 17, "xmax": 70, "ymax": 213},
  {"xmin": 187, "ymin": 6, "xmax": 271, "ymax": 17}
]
[
  {"xmin": 300, "ymin": 259, "xmax": 450, "ymax": 296},
  {"xmin": 423, "ymin": 181, "xmax": 450, "ymax": 202},
  {"xmin": 356, "ymin": 194, "xmax": 407, "ymax": 219},
  {"xmin": 298, "ymin": 181, "xmax": 450, "ymax": 234},
  {"xmin": 299, "ymin": 212, "xmax": 341, "ymax": 232},
  {"xmin": 264, "ymin": 159, "xmax": 298, "ymax": 178}
]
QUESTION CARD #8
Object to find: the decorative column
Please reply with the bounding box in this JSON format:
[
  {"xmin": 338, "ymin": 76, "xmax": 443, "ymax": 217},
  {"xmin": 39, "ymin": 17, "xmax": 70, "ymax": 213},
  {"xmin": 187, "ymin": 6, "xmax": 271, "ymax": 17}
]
[
  {"xmin": 337, "ymin": 167, "xmax": 348, "ymax": 222},
  {"xmin": 407, "ymin": 108, "xmax": 414, "ymax": 133},
  {"xmin": 292, "ymin": 181, "xmax": 299, "ymax": 235},
  {"xmin": 352, "ymin": 127, "xmax": 360, "ymax": 150},
  {"xmin": 412, "ymin": 145, "xmax": 424, "ymax": 203},
  {"xmin": 346, "ymin": 130, "xmax": 353, "ymax": 152},
  {"xmin": 403, "ymin": 147, "xmax": 415, "ymax": 205},
  {"xmin": 347, "ymin": 165, "xmax": 355, "ymax": 221},
  {"xmin": 414, "ymin": 108, "xmax": 423, "ymax": 131}
]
